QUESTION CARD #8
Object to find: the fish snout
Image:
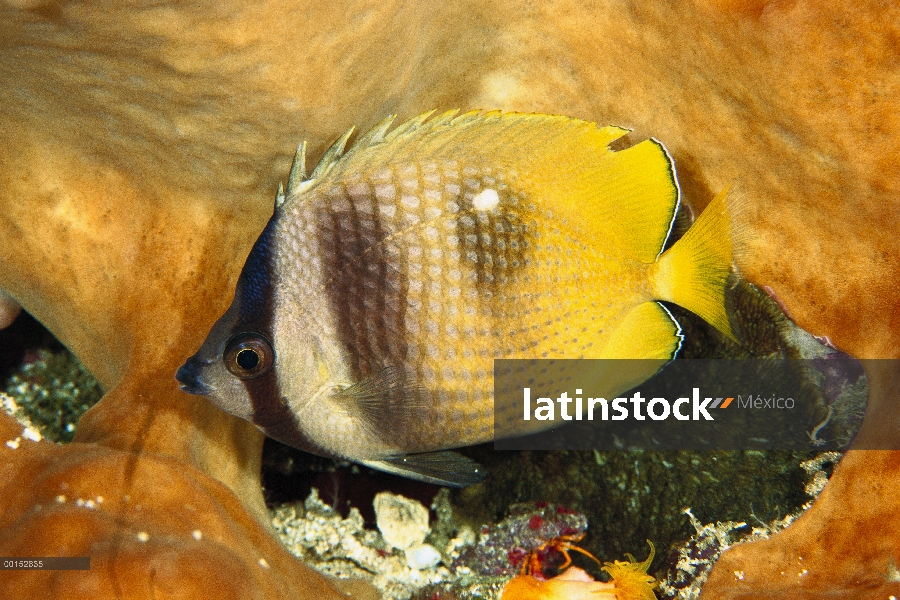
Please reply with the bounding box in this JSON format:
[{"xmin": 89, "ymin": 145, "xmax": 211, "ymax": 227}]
[{"xmin": 175, "ymin": 357, "xmax": 213, "ymax": 395}]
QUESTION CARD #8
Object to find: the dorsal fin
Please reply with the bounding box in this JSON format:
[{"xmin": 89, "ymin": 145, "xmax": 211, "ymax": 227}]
[
  {"xmin": 275, "ymin": 181, "xmax": 286, "ymax": 208},
  {"xmin": 351, "ymin": 114, "xmax": 397, "ymax": 149},
  {"xmin": 286, "ymin": 141, "xmax": 307, "ymax": 196},
  {"xmin": 381, "ymin": 109, "xmax": 436, "ymax": 140},
  {"xmin": 279, "ymin": 111, "xmax": 680, "ymax": 263},
  {"xmin": 309, "ymin": 126, "xmax": 355, "ymax": 181}
]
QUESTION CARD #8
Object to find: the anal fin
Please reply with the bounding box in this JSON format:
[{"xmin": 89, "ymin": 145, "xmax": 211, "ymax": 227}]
[
  {"xmin": 361, "ymin": 451, "xmax": 485, "ymax": 487},
  {"xmin": 601, "ymin": 301, "xmax": 683, "ymax": 360},
  {"xmin": 575, "ymin": 302, "xmax": 680, "ymax": 399}
]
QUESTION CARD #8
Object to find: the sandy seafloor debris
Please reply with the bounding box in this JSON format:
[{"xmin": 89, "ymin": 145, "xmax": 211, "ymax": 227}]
[
  {"xmin": 271, "ymin": 448, "xmax": 839, "ymax": 600},
  {"xmin": 271, "ymin": 488, "xmax": 505, "ymax": 600}
]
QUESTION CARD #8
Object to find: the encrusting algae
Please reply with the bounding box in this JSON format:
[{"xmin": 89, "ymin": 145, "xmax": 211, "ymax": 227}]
[{"xmin": 177, "ymin": 109, "xmax": 737, "ymax": 486}]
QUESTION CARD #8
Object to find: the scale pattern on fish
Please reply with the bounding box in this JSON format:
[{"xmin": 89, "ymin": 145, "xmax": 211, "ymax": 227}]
[{"xmin": 176, "ymin": 110, "xmax": 735, "ymax": 485}]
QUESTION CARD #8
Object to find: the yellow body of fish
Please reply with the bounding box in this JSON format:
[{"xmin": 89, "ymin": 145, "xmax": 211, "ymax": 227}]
[{"xmin": 177, "ymin": 110, "xmax": 734, "ymax": 485}]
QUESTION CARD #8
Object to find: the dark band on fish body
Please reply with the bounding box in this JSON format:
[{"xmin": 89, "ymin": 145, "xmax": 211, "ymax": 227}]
[
  {"xmin": 455, "ymin": 186, "xmax": 533, "ymax": 303},
  {"xmin": 237, "ymin": 216, "xmax": 307, "ymax": 449},
  {"xmin": 238, "ymin": 219, "xmax": 277, "ymax": 322},
  {"xmin": 318, "ymin": 187, "xmax": 409, "ymax": 379}
]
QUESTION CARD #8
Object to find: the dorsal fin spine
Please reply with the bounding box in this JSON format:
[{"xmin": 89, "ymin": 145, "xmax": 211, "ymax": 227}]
[
  {"xmin": 275, "ymin": 181, "xmax": 286, "ymax": 208},
  {"xmin": 383, "ymin": 109, "xmax": 436, "ymax": 141},
  {"xmin": 310, "ymin": 126, "xmax": 356, "ymax": 180},
  {"xmin": 352, "ymin": 114, "xmax": 397, "ymax": 149},
  {"xmin": 286, "ymin": 142, "xmax": 307, "ymax": 196}
]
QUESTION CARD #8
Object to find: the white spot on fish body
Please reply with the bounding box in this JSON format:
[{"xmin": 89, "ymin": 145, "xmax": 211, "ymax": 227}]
[
  {"xmin": 259, "ymin": 558, "xmax": 270, "ymax": 569},
  {"xmin": 192, "ymin": 530, "xmax": 203, "ymax": 540},
  {"xmin": 137, "ymin": 532, "xmax": 150, "ymax": 542},
  {"xmin": 473, "ymin": 189, "xmax": 500, "ymax": 211}
]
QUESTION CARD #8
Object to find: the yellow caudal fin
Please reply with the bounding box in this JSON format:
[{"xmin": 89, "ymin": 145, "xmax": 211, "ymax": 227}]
[{"xmin": 651, "ymin": 187, "xmax": 736, "ymax": 340}]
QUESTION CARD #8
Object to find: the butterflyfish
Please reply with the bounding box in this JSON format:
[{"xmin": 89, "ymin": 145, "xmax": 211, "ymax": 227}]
[{"xmin": 176, "ymin": 110, "xmax": 735, "ymax": 486}]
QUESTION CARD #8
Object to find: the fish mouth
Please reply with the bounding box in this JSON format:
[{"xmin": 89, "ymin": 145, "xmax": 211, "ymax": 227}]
[{"xmin": 175, "ymin": 358, "xmax": 212, "ymax": 395}]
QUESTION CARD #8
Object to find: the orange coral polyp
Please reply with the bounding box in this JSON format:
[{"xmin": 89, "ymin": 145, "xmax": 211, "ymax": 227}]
[{"xmin": 602, "ymin": 541, "xmax": 657, "ymax": 600}]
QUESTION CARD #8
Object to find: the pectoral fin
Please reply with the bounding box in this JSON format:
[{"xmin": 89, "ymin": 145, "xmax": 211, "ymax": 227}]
[
  {"xmin": 331, "ymin": 366, "xmax": 425, "ymax": 437},
  {"xmin": 361, "ymin": 451, "xmax": 486, "ymax": 487}
]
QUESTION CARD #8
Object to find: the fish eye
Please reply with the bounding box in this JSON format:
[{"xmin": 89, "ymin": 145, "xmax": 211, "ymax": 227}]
[{"xmin": 223, "ymin": 333, "xmax": 274, "ymax": 379}]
